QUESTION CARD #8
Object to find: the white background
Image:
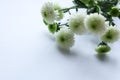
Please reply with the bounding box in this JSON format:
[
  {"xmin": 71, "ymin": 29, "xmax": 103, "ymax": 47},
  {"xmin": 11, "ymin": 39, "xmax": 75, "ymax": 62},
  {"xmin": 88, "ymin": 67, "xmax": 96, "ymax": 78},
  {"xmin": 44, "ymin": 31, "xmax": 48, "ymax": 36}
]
[{"xmin": 0, "ymin": 0, "xmax": 120, "ymax": 80}]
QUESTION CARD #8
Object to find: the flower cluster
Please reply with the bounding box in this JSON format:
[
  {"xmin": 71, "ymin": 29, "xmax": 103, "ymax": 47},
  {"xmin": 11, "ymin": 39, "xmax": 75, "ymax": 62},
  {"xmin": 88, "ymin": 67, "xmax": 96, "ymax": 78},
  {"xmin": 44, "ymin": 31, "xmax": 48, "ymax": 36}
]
[{"xmin": 41, "ymin": 0, "xmax": 120, "ymax": 55}]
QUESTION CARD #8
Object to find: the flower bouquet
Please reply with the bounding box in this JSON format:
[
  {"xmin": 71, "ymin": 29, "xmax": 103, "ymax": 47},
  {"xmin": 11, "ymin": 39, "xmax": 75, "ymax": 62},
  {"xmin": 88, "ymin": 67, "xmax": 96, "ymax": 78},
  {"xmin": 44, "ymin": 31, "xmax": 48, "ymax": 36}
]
[{"xmin": 41, "ymin": 0, "xmax": 120, "ymax": 55}]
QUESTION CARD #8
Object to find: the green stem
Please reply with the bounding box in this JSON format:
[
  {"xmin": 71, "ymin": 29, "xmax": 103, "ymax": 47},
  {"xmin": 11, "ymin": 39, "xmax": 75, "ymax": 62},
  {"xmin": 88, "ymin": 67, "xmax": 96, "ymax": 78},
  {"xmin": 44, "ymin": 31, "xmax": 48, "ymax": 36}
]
[
  {"xmin": 59, "ymin": 23, "xmax": 69, "ymax": 27},
  {"xmin": 59, "ymin": 6, "xmax": 79, "ymax": 13}
]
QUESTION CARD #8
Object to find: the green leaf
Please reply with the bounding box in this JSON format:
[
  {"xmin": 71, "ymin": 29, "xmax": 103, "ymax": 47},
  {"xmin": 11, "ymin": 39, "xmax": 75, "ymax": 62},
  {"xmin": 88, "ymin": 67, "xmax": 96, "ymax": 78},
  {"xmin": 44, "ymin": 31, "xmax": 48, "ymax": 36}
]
[
  {"xmin": 88, "ymin": 0, "xmax": 95, "ymax": 7},
  {"xmin": 108, "ymin": 0, "xmax": 118, "ymax": 5},
  {"xmin": 72, "ymin": 0, "xmax": 87, "ymax": 8},
  {"xmin": 87, "ymin": 6, "xmax": 100, "ymax": 14},
  {"xmin": 80, "ymin": 0, "xmax": 90, "ymax": 4},
  {"xmin": 102, "ymin": 13, "xmax": 115, "ymax": 26},
  {"xmin": 98, "ymin": 0, "xmax": 118, "ymax": 13},
  {"xmin": 98, "ymin": 1, "xmax": 113, "ymax": 12}
]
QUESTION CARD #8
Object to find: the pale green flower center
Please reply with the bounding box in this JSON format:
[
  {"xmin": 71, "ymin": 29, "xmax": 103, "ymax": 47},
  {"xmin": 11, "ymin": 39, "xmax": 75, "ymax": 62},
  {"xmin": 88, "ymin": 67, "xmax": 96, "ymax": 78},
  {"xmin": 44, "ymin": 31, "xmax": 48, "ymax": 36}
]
[
  {"xmin": 91, "ymin": 23, "xmax": 97, "ymax": 29},
  {"xmin": 60, "ymin": 37, "xmax": 65, "ymax": 42},
  {"xmin": 106, "ymin": 35, "xmax": 112, "ymax": 39},
  {"xmin": 43, "ymin": 12, "xmax": 47, "ymax": 17}
]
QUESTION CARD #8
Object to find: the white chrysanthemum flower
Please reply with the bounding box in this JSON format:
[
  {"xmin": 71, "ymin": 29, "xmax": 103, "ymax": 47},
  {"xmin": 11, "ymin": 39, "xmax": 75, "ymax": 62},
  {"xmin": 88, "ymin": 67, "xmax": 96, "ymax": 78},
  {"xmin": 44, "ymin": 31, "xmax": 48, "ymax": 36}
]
[
  {"xmin": 68, "ymin": 14, "xmax": 86, "ymax": 35},
  {"xmin": 41, "ymin": 2, "xmax": 56, "ymax": 24},
  {"xmin": 101, "ymin": 26, "xmax": 120, "ymax": 43},
  {"xmin": 54, "ymin": 3, "xmax": 63, "ymax": 21},
  {"xmin": 84, "ymin": 13, "xmax": 106, "ymax": 35},
  {"xmin": 55, "ymin": 28, "xmax": 74, "ymax": 49}
]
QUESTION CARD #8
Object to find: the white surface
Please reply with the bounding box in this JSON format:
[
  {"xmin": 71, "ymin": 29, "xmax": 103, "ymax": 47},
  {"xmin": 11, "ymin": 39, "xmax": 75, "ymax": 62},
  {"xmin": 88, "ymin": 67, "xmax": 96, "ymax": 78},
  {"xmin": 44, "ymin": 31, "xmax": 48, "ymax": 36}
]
[{"xmin": 0, "ymin": 0, "xmax": 120, "ymax": 80}]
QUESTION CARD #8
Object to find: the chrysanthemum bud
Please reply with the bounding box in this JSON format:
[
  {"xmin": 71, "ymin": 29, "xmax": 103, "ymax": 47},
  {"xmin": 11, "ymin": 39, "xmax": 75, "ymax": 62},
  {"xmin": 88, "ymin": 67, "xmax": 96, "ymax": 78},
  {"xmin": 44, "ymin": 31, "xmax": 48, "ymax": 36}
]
[
  {"xmin": 95, "ymin": 44, "xmax": 111, "ymax": 55},
  {"xmin": 48, "ymin": 23, "xmax": 57, "ymax": 34},
  {"xmin": 110, "ymin": 7, "xmax": 120, "ymax": 17}
]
